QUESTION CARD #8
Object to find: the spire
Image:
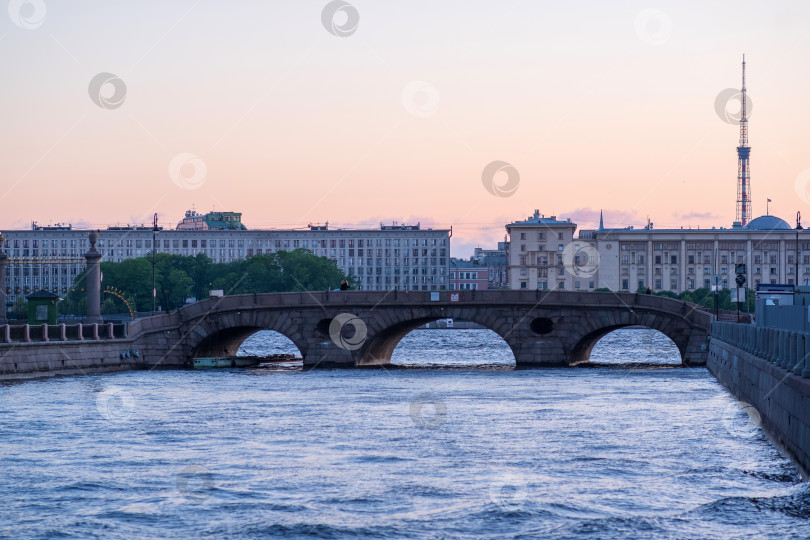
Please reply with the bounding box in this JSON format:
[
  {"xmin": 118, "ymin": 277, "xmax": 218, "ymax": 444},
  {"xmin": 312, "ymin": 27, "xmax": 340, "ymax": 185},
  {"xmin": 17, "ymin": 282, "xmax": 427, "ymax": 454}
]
[{"xmin": 599, "ymin": 210, "xmax": 604, "ymax": 231}]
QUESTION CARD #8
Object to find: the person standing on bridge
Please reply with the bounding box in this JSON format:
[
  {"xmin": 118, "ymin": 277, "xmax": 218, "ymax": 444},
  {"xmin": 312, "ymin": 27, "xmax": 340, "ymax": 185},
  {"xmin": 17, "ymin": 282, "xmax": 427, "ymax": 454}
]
[{"xmin": 340, "ymin": 280, "xmax": 350, "ymax": 291}]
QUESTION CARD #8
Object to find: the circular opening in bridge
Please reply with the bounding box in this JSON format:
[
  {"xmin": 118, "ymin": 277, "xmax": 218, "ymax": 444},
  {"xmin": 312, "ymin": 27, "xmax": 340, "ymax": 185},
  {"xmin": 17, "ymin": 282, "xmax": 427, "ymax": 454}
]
[
  {"xmin": 391, "ymin": 322, "xmax": 515, "ymax": 368},
  {"xmin": 589, "ymin": 328, "xmax": 680, "ymax": 366},
  {"xmin": 530, "ymin": 317, "xmax": 554, "ymax": 335},
  {"xmin": 316, "ymin": 319, "xmax": 332, "ymax": 336}
]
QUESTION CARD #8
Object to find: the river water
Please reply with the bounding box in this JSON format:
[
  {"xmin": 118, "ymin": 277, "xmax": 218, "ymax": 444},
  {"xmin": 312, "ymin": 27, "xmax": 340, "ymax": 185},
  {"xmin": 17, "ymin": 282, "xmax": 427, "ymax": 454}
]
[{"xmin": 1, "ymin": 328, "xmax": 808, "ymax": 539}]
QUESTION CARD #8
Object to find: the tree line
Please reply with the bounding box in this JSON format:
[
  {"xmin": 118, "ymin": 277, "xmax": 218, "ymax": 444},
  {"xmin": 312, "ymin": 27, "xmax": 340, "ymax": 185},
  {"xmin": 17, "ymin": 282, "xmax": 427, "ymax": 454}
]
[
  {"xmin": 58, "ymin": 249, "xmax": 355, "ymax": 315},
  {"xmin": 591, "ymin": 286, "xmax": 755, "ymax": 312}
]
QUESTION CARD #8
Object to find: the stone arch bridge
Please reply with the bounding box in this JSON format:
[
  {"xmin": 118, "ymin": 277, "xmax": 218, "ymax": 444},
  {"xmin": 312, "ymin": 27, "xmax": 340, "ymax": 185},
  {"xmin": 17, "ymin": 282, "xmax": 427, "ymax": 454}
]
[{"xmin": 127, "ymin": 290, "xmax": 712, "ymax": 368}]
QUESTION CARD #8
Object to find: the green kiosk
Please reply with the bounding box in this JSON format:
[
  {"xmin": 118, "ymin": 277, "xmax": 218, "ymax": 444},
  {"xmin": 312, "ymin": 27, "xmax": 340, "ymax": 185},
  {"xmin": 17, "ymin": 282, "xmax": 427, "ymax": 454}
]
[{"xmin": 26, "ymin": 290, "xmax": 60, "ymax": 326}]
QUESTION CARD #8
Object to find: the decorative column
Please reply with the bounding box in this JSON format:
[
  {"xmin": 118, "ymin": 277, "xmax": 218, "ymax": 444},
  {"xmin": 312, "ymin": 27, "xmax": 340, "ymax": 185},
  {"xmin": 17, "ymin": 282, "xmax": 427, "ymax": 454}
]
[
  {"xmin": 85, "ymin": 230, "xmax": 102, "ymax": 324},
  {"xmin": 0, "ymin": 233, "xmax": 7, "ymax": 325}
]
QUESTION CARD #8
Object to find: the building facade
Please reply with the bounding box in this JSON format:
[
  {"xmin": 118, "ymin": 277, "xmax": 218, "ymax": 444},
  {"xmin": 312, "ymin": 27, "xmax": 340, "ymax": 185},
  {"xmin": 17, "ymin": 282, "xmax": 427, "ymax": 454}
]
[
  {"xmin": 472, "ymin": 241, "xmax": 508, "ymax": 288},
  {"xmin": 1, "ymin": 215, "xmax": 451, "ymax": 304},
  {"xmin": 506, "ymin": 210, "xmax": 592, "ymax": 291},
  {"xmin": 449, "ymin": 259, "xmax": 489, "ymax": 290},
  {"xmin": 580, "ymin": 214, "xmax": 808, "ymax": 293}
]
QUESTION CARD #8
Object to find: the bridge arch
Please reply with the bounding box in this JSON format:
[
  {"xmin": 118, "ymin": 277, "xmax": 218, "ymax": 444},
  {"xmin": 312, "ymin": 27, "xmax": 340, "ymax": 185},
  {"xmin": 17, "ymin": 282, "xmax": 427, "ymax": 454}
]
[
  {"xmin": 568, "ymin": 310, "xmax": 693, "ymax": 365},
  {"xmin": 354, "ymin": 306, "xmax": 515, "ymax": 366},
  {"xmin": 181, "ymin": 308, "xmax": 308, "ymax": 360}
]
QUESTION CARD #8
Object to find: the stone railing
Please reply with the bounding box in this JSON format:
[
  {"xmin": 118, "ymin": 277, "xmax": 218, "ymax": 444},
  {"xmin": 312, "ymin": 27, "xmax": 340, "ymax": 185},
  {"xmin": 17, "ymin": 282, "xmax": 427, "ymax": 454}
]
[
  {"xmin": 712, "ymin": 321, "xmax": 810, "ymax": 378},
  {"xmin": 0, "ymin": 323, "xmax": 128, "ymax": 344}
]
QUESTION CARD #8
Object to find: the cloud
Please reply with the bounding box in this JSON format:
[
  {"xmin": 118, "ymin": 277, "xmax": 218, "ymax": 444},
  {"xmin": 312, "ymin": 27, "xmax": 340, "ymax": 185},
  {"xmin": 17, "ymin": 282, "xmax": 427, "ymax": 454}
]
[
  {"xmin": 564, "ymin": 207, "xmax": 646, "ymax": 230},
  {"xmin": 678, "ymin": 211, "xmax": 720, "ymax": 221}
]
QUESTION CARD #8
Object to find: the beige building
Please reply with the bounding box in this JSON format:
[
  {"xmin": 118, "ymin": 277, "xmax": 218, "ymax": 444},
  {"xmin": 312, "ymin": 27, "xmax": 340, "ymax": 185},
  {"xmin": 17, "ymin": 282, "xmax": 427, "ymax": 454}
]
[
  {"xmin": 505, "ymin": 210, "xmax": 808, "ymax": 294},
  {"xmin": 1, "ymin": 219, "xmax": 450, "ymax": 304},
  {"xmin": 506, "ymin": 210, "xmax": 595, "ymax": 291},
  {"xmin": 580, "ymin": 213, "xmax": 807, "ymax": 293}
]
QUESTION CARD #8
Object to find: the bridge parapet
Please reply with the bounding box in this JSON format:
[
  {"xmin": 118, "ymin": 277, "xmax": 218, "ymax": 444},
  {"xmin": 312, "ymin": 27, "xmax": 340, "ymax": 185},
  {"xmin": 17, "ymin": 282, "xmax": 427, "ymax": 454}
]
[{"xmin": 0, "ymin": 322, "xmax": 127, "ymax": 344}]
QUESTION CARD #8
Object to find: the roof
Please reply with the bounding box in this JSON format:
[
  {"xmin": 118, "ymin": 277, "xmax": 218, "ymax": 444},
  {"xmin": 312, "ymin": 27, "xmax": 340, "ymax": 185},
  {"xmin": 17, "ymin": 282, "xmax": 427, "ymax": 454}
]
[
  {"xmin": 26, "ymin": 290, "xmax": 60, "ymax": 299},
  {"xmin": 746, "ymin": 215, "xmax": 792, "ymax": 231},
  {"xmin": 451, "ymin": 259, "xmax": 484, "ymax": 269},
  {"xmin": 507, "ymin": 216, "xmax": 576, "ymax": 228}
]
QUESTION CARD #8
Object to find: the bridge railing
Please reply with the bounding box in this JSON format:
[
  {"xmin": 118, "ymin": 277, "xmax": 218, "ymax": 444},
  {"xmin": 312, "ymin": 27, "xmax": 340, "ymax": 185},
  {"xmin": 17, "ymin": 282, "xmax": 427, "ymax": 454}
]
[
  {"xmin": 0, "ymin": 323, "xmax": 128, "ymax": 344},
  {"xmin": 712, "ymin": 320, "xmax": 810, "ymax": 378}
]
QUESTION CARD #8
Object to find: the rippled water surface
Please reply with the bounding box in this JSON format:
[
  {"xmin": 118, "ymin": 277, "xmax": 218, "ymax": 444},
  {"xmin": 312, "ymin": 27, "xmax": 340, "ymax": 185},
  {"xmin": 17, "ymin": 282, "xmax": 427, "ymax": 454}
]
[{"xmin": 2, "ymin": 329, "xmax": 809, "ymax": 539}]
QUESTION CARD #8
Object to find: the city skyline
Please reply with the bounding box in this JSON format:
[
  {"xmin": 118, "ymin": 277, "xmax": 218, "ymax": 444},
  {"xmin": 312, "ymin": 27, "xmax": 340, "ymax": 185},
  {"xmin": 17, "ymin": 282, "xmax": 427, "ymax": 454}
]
[{"xmin": 3, "ymin": 1, "xmax": 810, "ymax": 259}]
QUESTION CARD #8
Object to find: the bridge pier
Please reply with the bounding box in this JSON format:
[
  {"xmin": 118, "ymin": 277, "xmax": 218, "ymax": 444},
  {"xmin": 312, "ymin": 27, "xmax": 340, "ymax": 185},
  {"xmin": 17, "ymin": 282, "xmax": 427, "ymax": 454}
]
[{"xmin": 301, "ymin": 345, "xmax": 358, "ymax": 369}]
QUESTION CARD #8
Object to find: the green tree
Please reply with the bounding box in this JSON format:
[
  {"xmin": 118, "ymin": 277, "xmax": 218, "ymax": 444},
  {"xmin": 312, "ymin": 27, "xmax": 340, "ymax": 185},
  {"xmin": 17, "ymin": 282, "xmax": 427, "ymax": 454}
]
[
  {"xmin": 55, "ymin": 249, "xmax": 353, "ymax": 315},
  {"xmin": 9, "ymin": 296, "xmax": 26, "ymax": 320}
]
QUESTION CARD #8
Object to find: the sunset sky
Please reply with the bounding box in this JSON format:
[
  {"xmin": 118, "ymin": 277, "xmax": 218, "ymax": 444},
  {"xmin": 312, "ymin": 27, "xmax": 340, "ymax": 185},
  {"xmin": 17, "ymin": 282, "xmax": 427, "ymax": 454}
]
[{"xmin": 2, "ymin": 1, "xmax": 809, "ymax": 257}]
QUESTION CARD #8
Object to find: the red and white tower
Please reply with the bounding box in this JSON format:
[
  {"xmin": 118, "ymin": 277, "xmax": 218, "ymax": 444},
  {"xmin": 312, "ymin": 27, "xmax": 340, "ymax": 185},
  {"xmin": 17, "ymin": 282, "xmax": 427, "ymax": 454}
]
[{"xmin": 736, "ymin": 55, "xmax": 752, "ymax": 226}]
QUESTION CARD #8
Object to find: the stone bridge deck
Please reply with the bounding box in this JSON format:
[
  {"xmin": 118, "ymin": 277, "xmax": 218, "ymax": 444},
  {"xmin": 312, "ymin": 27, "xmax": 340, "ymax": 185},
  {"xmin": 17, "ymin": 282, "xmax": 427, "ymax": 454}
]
[
  {"xmin": 128, "ymin": 289, "xmax": 712, "ymax": 368},
  {"xmin": 0, "ymin": 290, "xmax": 712, "ymax": 377}
]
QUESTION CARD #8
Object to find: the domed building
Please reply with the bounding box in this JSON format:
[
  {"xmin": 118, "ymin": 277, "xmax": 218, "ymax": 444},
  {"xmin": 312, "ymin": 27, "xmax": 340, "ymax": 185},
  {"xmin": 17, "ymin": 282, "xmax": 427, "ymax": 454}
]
[
  {"xmin": 576, "ymin": 211, "xmax": 808, "ymax": 294},
  {"xmin": 745, "ymin": 215, "xmax": 792, "ymax": 231}
]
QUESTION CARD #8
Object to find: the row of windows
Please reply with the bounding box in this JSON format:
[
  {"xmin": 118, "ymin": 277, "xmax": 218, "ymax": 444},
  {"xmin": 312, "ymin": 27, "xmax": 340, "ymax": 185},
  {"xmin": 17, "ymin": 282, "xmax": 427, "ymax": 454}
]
[
  {"xmin": 519, "ymin": 244, "xmax": 566, "ymax": 253},
  {"xmin": 6, "ymin": 266, "xmax": 81, "ymax": 276},
  {"xmin": 518, "ymin": 280, "xmax": 595, "ymax": 290},
  {"xmin": 619, "ymin": 277, "xmax": 801, "ymax": 291},
  {"xmin": 517, "ymin": 232, "xmax": 565, "ymax": 241},
  {"xmin": 451, "ymin": 271, "xmax": 484, "ymax": 279},
  {"xmin": 6, "ymin": 235, "xmax": 447, "ymax": 248},
  {"xmin": 6, "ymin": 239, "xmax": 85, "ymax": 249},
  {"xmin": 450, "ymin": 283, "xmax": 479, "ymax": 290},
  {"xmin": 621, "ymin": 253, "xmax": 810, "ymax": 265}
]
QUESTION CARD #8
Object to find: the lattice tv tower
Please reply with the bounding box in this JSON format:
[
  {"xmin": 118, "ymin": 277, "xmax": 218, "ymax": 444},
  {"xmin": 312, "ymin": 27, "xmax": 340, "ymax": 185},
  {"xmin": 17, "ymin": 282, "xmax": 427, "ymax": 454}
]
[{"xmin": 736, "ymin": 54, "xmax": 752, "ymax": 226}]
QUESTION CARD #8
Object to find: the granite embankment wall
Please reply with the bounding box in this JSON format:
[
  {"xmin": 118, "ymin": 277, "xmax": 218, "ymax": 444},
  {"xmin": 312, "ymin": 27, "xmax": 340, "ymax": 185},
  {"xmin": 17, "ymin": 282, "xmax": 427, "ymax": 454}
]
[
  {"xmin": 0, "ymin": 322, "xmax": 185, "ymax": 380},
  {"xmin": 709, "ymin": 322, "xmax": 810, "ymax": 477}
]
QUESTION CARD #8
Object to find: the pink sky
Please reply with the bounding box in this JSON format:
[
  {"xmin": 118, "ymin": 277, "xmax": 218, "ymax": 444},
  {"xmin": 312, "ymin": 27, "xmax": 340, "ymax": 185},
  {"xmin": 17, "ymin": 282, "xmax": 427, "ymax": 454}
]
[{"xmin": 2, "ymin": 1, "xmax": 809, "ymax": 257}]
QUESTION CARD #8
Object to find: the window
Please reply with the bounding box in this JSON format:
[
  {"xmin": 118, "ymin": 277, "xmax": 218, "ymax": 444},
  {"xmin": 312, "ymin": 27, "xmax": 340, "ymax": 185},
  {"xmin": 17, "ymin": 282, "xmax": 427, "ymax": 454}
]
[
  {"xmin": 520, "ymin": 281, "xmax": 527, "ymax": 289},
  {"xmin": 520, "ymin": 233, "xmax": 526, "ymax": 240},
  {"xmin": 671, "ymin": 255, "xmax": 677, "ymax": 264}
]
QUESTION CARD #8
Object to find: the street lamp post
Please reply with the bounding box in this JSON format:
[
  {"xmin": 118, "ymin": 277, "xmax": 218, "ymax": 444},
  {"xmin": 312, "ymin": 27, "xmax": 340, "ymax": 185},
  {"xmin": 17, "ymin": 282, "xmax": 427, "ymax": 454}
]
[
  {"xmin": 796, "ymin": 212, "xmax": 803, "ymax": 289},
  {"xmin": 152, "ymin": 213, "xmax": 158, "ymax": 314}
]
